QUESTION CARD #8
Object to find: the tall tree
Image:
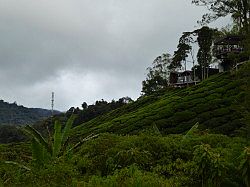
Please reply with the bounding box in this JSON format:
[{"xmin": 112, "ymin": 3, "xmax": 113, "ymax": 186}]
[
  {"xmin": 197, "ymin": 26, "xmax": 214, "ymax": 80},
  {"xmin": 142, "ymin": 53, "xmax": 171, "ymax": 95},
  {"xmin": 82, "ymin": 102, "xmax": 88, "ymax": 110},
  {"xmin": 192, "ymin": 0, "xmax": 250, "ymax": 34},
  {"xmin": 170, "ymin": 34, "xmax": 192, "ymax": 71},
  {"xmin": 170, "ymin": 27, "xmax": 215, "ymax": 80}
]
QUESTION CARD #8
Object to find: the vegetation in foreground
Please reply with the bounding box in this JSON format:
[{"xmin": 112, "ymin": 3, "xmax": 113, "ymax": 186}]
[{"xmin": 0, "ymin": 129, "xmax": 249, "ymax": 187}]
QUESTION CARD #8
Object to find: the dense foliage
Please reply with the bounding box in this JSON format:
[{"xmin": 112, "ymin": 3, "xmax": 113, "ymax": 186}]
[
  {"xmin": 0, "ymin": 62, "xmax": 248, "ymax": 187},
  {"xmin": 196, "ymin": 26, "xmax": 214, "ymax": 80},
  {"xmin": 192, "ymin": 0, "xmax": 250, "ymax": 35},
  {"xmin": 0, "ymin": 131, "xmax": 249, "ymax": 186},
  {"xmin": 0, "ymin": 100, "xmax": 61, "ymax": 144},
  {"xmin": 0, "ymin": 125, "xmax": 26, "ymax": 144},
  {"xmin": 0, "ymin": 97, "xmax": 133, "ymax": 144},
  {"xmin": 0, "ymin": 63, "xmax": 249, "ymax": 187},
  {"xmin": 142, "ymin": 53, "xmax": 171, "ymax": 95},
  {"xmin": 0, "ymin": 100, "xmax": 59, "ymax": 125},
  {"xmin": 70, "ymin": 97, "xmax": 133, "ymax": 127}
]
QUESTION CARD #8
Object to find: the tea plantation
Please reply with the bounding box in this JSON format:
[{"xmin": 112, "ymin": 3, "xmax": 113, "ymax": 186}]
[
  {"xmin": 0, "ymin": 62, "xmax": 249, "ymax": 187},
  {"xmin": 73, "ymin": 62, "xmax": 249, "ymax": 137}
]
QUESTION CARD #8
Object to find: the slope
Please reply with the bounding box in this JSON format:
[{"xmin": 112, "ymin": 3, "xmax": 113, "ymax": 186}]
[
  {"xmin": 73, "ymin": 62, "xmax": 249, "ymax": 137},
  {"xmin": 0, "ymin": 100, "xmax": 60, "ymax": 125}
]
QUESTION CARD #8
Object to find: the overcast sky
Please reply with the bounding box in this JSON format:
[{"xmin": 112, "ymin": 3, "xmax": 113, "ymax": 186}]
[{"xmin": 0, "ymin": 0, "xmax": 230, "ymax": 111}]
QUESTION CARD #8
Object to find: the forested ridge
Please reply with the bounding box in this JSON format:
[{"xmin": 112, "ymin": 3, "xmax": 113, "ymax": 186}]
[
  {"xmin": 0, "ymin": 100, "xmax": 59, "ymax": 125},
  {"xmin": 0, "ymin": 100, "xmax": 61, "ymax": 143}
]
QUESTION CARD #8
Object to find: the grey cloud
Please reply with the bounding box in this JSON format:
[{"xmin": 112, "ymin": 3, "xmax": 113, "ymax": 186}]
[{"xmin": 0, "ymin": 0, "xmax": 228, "ymax": 110}]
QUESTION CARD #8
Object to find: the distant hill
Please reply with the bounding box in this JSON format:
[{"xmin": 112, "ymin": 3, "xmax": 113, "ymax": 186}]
[
  {"xmin": 0, "ymin": 100, "xmax": 60, "ymax": 125},
  {"xmin": 72, "ymin": 61, "xmax": 249, "ymax": 137}
]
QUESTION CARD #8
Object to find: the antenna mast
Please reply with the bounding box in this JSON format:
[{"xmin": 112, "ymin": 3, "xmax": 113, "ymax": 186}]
[{"xmin": 51, "ymin": 92, "xmax": 54, "ymax": 116}]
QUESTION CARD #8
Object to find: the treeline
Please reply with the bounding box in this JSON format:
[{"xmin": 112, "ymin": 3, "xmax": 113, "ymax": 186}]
[
  {"xmin": 66, "ymin": 97, "xmax": 133, "ymax": 127},
  {"xmin": 0, "ymin": 97, "xmax": 133, "ymax": 144},
  {"xmin": 0, "ymin": 100, "xmax": 59, "ymax": 125},
  {"xmin": 0, "ymin": 125, "xmax": 26, "ymax": 144}
]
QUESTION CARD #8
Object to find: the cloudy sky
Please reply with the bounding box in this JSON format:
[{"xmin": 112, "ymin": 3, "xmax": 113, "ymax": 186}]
[{"xmin": 0, "ymin": 0, "xmax": 230, "ymax": 111}]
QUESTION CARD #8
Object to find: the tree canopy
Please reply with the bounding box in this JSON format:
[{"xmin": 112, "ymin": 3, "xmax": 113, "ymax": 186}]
[
  {"xmin": 170, "ymin": 34, "xmax": 192, "ymax": 70},
  {"xmin": 142, "ymin": 53, "xmax": 171, "ymax": 95},
  {"xmin": 197, "ymin": 26, "xmax": 214, "ymax": 80},
  {"xmin": 192, "ymin": 0, "xmax": 250, "ymax": 34}
]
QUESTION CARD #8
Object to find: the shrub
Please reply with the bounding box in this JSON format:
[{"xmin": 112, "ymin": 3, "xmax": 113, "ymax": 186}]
[
  {"xmin": 212, "ymin": 108, "xmax": 230, "ymax": 117},
  {"xmin": 171, "ymin": 111, "xmax": 196, "ymax": 124},
  {"xmin": 81, "ymin": 165, "xmax": 173, "ymax": 187},
  {"xmin": 205, "ymin": 93, "xmax": 222, "ymax": 101},
  {"xmin": 21, "ymin": 161, "xmax": 77, "ymax": 187}
]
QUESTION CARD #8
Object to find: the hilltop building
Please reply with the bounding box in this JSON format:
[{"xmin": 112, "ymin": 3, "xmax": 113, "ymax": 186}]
[
  {"xmin": 169, "ymin": 67, "xmax": 219, "ymax": 88},
  {"xmin": 168, "ymin": 34, "xmax": 248, "ymax": 88},
  {"xmin": 169, "ymin": 70, "xmax": 198, "ymax": 87},
  {"xmin": 213, "ymin": 35, "xmax": 247, "ymax": 72}
]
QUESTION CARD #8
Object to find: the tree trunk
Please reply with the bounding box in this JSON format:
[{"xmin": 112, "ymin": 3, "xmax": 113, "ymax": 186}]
[
  {"xmin": 242, "ymin": 0, "xmax": 249, "ymax": 34},
  {"xmin": 201, "ymin": 65, "xmax": 204, "ymax": 80},
  {"xmin": 207, "ymin": 66, "xmax": 209, "ymax": 79}
]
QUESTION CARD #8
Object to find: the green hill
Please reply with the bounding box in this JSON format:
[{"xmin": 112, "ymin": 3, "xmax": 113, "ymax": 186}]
[
  {"xmin": 73, "ymin": 62, "xmax": 249, "ymax": 137},
  {"xmin": 0, "ymin": 100, "xmax": 60, "ymax": 126}
]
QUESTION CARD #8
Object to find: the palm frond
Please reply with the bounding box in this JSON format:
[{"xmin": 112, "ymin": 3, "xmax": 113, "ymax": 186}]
[
  {"xmin": 66, "ymin": 134, "xmax": 99, "ymax": 155},
  {"xmin": 31, "ymin": 138, "xmax": 45, "ymax": 165},
  {"xmin": 62, "ymin": 114, "xmax": 76, "ymax": 146},
  {"xmin": 52, "ymin": 120, "xmax": 62, "ymax": 158},
  {"xmin": 4, "ymin": 161, "xmax": 31, "ymax": 171},
  {"xmin": 183, "ymin": 122, "xmax": 199, "ymax": 140},
  {"xmin": 22, "ymin": 125, "xmax": 52, "ymax": 155}
]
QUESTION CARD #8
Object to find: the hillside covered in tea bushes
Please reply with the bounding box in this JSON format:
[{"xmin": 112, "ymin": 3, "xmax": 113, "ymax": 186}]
[{"xmin": 73, "ymin": 62, "xmax": 250, "ymax": 138}]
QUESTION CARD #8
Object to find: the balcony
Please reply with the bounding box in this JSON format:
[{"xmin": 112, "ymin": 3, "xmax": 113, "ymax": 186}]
[
  {"xmin": 170, "ymin": 71, "xmax": 199, "ymax": 87},
  {"xmin": 213, "ymin": 35, "xmax": 244, "ymax": 60}
]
